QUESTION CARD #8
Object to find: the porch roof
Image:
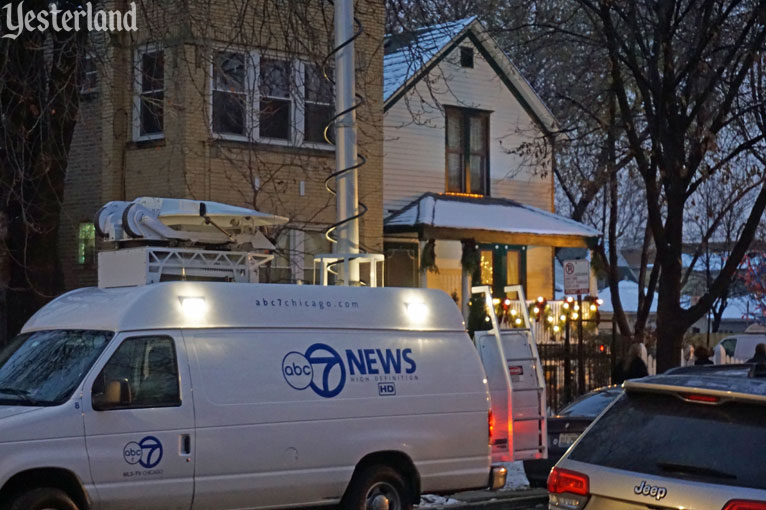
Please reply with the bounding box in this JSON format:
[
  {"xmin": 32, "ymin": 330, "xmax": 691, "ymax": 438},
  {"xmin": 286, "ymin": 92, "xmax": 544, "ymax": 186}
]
[{"xmin": 384, "ymin": 193, "xmax": 600, "ymax": 248}]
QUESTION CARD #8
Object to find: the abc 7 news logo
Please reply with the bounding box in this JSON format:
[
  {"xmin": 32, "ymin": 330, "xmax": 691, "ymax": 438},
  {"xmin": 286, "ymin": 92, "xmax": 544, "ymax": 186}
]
[{"xmin": 282, "ymin": 343, "xmax": 346, "ymax": 398}]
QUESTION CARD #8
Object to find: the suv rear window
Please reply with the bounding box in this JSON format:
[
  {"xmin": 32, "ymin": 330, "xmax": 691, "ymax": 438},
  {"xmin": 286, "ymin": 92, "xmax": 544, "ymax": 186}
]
[{"xmin": 568, "ymin": 392, "xmax": 766, "ymax": 490}]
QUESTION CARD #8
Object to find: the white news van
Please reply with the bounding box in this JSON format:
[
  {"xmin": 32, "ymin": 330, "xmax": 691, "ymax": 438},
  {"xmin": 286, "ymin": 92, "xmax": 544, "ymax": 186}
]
[{"xmin": 0, "ymin": 282, "xmax": 509, "ymax": 510}]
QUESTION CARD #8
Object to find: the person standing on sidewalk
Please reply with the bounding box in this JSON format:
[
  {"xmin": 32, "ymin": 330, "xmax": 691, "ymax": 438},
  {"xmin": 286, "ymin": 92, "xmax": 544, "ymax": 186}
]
[
  {"xmin": 613, "ymin": 343, "xmax": 649, "ymax": 384},
  {"xmin": 746, "ymin": 343, "xmax": 766, "ymax": 364}
]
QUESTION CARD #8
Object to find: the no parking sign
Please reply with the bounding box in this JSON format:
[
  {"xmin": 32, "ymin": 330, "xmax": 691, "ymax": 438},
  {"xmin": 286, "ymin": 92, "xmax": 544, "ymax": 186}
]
[{"xmin": 563, "ymin": 259, "xmax": 589, "ymax": 295}]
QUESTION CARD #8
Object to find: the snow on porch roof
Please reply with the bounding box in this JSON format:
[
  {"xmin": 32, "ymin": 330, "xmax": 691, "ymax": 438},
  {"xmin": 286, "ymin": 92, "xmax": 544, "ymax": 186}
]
[{"xmin": 384, "ymin": 193, "xmax": 600, "ymax": 247}]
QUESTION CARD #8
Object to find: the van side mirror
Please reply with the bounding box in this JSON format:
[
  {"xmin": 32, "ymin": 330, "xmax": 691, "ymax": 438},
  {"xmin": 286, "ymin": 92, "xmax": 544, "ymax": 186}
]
[{"xmin": 93, "ymin": 379, "xmax": 132, "ymax": 410}]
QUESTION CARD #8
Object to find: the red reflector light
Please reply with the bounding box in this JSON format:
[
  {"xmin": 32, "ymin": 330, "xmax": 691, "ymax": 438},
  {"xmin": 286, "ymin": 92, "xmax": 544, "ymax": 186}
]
[
  {"xmin": 681, "ymin": 393, "xmax": 721, "ymax": 403},
  {"xmin": 722, "ymin": 501, "xmax": 766, "ymax": 510},
  {"xmin": 547, "ymin": 467, "xmax": 590, "ymax": 496},
  {"xmin": 488, "ymin": 410, "xmax": 494, "ymax": 443}
]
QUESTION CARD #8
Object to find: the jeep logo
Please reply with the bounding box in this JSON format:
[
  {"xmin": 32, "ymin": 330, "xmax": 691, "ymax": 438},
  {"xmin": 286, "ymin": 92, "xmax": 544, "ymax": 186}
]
[{"xmin": 634, "ymin": 481, "xmax": 667, "ymax": 501}]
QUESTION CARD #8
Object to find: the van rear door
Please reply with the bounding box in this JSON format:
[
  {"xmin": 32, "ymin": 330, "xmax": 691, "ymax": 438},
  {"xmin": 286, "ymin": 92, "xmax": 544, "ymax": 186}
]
[
  {"xmin": 473, "ymin": 286, "xmax": 547, "ymax": 463},
  {"xmin": 499, "ymin": 330, "xmax": 547, "ymax": 461}
]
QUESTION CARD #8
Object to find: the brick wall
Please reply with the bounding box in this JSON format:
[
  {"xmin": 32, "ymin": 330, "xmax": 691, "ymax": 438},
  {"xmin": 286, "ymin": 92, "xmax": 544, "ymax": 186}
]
[{"xmin": 61, "ymin": 0, "xmax": 385, "ymax": 289}]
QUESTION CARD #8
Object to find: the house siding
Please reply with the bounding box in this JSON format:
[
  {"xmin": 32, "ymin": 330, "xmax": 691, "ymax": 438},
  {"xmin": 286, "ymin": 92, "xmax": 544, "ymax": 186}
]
[{"xmin": 383, "ymin": 38, "xmax": 553, "ymax": 217}]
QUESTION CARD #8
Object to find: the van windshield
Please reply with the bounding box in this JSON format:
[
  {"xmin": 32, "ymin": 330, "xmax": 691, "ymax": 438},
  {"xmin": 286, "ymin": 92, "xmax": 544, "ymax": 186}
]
[{"xmin": 0, "ymin": 330, "xmax": 113, "ymax": 406}]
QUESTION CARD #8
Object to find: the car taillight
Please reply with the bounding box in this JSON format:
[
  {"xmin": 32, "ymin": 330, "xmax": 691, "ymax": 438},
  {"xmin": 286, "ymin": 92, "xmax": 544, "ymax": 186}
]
[
  {"xmin": 548, "ymin": 467, "xmax": 590, "ymax": 496},
  {"xmin": 722, "ymin": 501, "xmax": 766, "ymax": 510},
  {"xmin": 488, "ymin": 410, "xmax": 494, "ymax": 444},
  {"xmin": 548, "ymin": 467, "xmax": 590, "ymax": 509}
]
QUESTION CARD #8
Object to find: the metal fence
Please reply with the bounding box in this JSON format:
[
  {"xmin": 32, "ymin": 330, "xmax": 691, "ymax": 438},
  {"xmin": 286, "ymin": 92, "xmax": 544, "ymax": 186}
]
[{"xmin": 538, "ymin": 341, "xmax": 612, "ymax": 413}]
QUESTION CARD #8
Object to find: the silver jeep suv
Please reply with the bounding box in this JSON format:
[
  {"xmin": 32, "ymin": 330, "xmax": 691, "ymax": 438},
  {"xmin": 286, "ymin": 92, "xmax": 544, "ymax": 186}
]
[{"xmin": 549, "ymin": 365, "xmax": 766, "ymax": 510}]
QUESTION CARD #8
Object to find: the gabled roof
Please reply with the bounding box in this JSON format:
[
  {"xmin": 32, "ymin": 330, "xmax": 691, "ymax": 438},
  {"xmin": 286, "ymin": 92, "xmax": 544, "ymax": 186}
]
[
  {"xmin": 384, "ymin": 193, "xmax": 599, "ymax": 248},
  {"xmin": 384, "ymin": 17, "xmax": 475, "ymax": 101},
  {"xmin": 383, "ymin": 17, "xmax": 559, "ymax": 134}
]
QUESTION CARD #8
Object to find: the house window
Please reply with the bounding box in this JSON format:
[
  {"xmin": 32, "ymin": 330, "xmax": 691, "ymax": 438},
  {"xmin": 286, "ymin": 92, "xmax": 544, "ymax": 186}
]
[
  {"xmin": 80, "ymin": 53, "xmax": 98, "ymax": 95},
  {"xmin": 259, "ymin": 57, "xmax": 292, "ymax": 141},
  {"xmin": 77, "ymin": 223, "xmax": 96, "ymax": 266},
  {"xmin": 134, "ymin": 47, "xmax": 164, "ymax": 140},
  {"xmin": 210, "ymin": 51, "xmax": 334, "ymax": 147},
  {"xmin": 212, "ymin": 52, "xmax": 247, "ymax": 136},
  {"xmin": 304, "ymin": 64, "xmax": 335, "ymax": 144},
  {"xmin": 446, "ymin": 107, "xmax": 489, "ymax": 195},
  {"xmin": 460, "ymin": 47, "xmax": 474, "ymax": 68}
]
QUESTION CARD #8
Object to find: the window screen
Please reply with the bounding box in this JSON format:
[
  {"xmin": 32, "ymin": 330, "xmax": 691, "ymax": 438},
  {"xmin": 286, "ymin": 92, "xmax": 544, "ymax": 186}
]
[
  {"xmin": 259, "ymin": 58, "xmax": 292, "ymax": 140},
  {"xmin": 213, "ymin": 52, "xmax": 247, "ymax": 136},
  {"xmin": 304, "ymin": 64, "xmax": 334, "ymax": 144},
  {"xmin": 137, "ymin": 50, "xmax": 164, "ymax": 137}
]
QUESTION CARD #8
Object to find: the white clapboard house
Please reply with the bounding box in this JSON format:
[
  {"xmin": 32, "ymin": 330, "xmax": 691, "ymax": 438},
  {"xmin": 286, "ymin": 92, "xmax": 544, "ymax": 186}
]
[{"xmin": 382, "ymin": 17, "xmax": 599, "ymax": 314}]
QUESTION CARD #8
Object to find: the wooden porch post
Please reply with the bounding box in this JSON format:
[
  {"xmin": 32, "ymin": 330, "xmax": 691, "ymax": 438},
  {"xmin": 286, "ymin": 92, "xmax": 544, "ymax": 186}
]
[
  {"xmin": 419, "ymin": 240, "xmax": 428, "ymax": 288},
  {"xmin": 461, "ymin": 267, "xmax": 471, "ymax": 320}
]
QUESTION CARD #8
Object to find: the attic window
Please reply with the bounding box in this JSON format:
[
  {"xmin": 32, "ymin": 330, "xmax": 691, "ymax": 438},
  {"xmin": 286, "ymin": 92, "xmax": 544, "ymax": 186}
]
[{"xmin": 460, "ymin": 47, "xmax": 474, "ymax": 68}]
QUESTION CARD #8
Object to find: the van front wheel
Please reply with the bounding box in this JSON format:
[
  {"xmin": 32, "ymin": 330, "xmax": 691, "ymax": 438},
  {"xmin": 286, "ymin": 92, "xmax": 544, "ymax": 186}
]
[
  {"xmin": 6, "ymin": 488, "xmax": 78, "ymax": 510},
  {"xmin": 343, "ymin": 465, "xmax": 412, "ymax": 510}
]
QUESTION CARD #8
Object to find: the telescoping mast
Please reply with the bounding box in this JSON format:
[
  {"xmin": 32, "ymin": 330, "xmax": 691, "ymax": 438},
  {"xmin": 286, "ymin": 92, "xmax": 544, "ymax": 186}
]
[{"xmin": 313, "ymin": 0, "xmax": 384, "ymax": 287}]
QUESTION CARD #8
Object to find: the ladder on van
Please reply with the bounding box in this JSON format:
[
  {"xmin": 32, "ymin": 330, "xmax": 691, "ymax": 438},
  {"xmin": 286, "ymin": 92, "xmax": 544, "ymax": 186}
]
[{"xmin": 472, "ymin": 285, "xmax": 548, "ymax": 463}]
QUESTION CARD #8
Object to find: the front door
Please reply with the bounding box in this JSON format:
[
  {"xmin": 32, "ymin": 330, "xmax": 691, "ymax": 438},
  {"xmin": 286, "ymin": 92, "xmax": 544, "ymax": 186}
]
[
  {"xmin": 82, "ymin": 331, "xmax": 195, "ymax": 510},
  {"xmin": 477, "ymin": 244, "xmax": 526, "ymax": 297}
]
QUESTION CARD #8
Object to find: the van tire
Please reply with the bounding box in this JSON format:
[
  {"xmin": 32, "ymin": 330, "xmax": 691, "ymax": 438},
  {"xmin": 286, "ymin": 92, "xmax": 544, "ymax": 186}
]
[
  {"xmin": 6, "ymin": 488, "xmax": 78, "ymax": 510},
  {"xmin": 343, "ymin": 465, "xmax": 412, "ymax": 510}
]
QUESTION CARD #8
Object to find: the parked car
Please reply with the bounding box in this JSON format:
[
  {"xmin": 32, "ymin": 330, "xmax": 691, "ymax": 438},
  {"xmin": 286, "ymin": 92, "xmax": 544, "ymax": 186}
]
[
  {"xmin": 549, "ymin": 368, "xmax": 766, "ymax": 509},
  {"xmin": 714, "ymin": 333, "xmax": 766, "ymax": 360},
  {"xmin": 524, "ymin": 386, "xmax": 622, "ymax": 486}
]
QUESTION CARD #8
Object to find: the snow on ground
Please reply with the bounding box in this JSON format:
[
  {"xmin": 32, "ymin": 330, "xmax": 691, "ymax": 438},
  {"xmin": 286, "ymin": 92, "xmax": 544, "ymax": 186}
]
[
  {"xmin": 500, "ymin": 461, "xmax": 531, "ymax": 491},
  {"xmin": 418, "ymin": 495, "xmax": 463, "ymax": 507},
  {"xmin": 417, "ymin": 461, "xmax": 531, "ymax": 507}
]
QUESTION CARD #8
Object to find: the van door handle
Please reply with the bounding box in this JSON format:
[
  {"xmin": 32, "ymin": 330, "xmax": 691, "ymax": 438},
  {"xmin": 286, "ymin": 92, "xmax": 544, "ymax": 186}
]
[{"xmin": 180, "ymin": 434, "xmax": 191, "ymax": 456}]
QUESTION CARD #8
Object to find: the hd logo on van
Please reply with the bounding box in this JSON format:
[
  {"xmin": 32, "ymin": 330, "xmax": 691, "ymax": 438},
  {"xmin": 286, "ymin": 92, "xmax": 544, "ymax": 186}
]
[{"xmin": 282, "ymin": 343, "xmax": 417, "ymax": 398}]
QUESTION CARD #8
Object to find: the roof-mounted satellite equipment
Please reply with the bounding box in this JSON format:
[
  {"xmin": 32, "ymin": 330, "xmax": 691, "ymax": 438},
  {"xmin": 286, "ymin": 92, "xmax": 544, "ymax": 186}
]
[{"xmin": 94, "ymin": 197, "xmax": 289, "ymax": 288}]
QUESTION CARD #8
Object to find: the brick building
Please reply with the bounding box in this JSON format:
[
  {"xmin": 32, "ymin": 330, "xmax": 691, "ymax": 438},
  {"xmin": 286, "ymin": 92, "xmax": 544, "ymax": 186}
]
[{"xmin": 61, "ymin": 0, "xmax": 385, "ymax": 289}]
